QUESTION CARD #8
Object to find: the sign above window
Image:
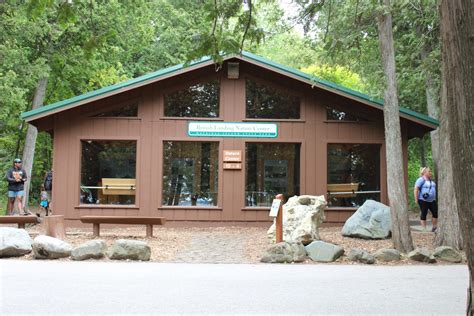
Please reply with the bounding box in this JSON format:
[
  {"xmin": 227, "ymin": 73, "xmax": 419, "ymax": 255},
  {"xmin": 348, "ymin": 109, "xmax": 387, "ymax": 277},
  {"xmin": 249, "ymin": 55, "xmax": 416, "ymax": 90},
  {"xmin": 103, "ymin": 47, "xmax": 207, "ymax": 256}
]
[{"xmin": 188, "ymin": 122, "xmax": 278, "ymax": 138}]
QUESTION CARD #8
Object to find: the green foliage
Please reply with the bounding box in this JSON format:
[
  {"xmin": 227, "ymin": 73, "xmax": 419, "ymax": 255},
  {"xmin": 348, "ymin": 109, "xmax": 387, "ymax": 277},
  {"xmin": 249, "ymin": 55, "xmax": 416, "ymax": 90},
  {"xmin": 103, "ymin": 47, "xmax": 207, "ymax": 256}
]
[{"xmin": 301, "ymin": 64, "xmax": 366, "ymax": 92}]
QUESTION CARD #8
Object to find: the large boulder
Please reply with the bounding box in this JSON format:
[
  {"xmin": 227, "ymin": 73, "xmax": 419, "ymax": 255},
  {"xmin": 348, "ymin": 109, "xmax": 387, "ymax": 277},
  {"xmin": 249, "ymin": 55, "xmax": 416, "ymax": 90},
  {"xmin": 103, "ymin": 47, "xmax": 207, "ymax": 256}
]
[
  {"xmin": 32, "ymin": 235, "xmax": 72, "ymax": 259},
  {"xmin": 0, "ymin": 227, "xmax": 33, "ymax": 257},
  {"xmin": 408, "ymin": 247, "xmax": 436, "ymax": 263},
  {"xmin": 373, "ymin": 248, "xmax": 401, "ymax": 262},
  {"xmin": 71, "ymin": 240, "xmax": 107, "ymax": 261},
  {"xmin": 305, "ymin": 240, "xmax": 344, "ymax": 262},
  {"xmin": 267, "ymin": 195, "xmax": 327, "ymax": 245},
  {"xmin": 433, "ymin": 246, "xmax": 462, "ymax": 263},
  {"xmin": 260, "ymin": 242, "xmax": 307, "ymax": 263},
  {"xmin": 347, "ymin": 248, "xmax": 375, "ymax": 264},
  {"xmin": 108, "ymin": 239, "xmax": 151, "ymax": 261},
  {"xmin": 342, "ymin": 200, "xmax": 391, "ymax": 239}
]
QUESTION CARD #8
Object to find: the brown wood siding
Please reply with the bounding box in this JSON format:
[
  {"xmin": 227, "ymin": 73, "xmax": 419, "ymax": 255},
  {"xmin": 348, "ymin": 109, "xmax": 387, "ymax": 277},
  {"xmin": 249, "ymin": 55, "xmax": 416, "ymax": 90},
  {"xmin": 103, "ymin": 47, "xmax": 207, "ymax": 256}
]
[{"xmin": 50, "ymin": 61, "xmax": 405, "ymax": 223}]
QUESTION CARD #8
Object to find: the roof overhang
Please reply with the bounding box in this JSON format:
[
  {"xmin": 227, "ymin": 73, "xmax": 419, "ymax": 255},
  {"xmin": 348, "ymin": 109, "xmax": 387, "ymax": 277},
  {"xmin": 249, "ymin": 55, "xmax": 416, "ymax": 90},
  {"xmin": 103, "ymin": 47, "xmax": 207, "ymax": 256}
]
[{"xmin": 22, "ymin": 51, "xmax": 438, "ymax": 131}]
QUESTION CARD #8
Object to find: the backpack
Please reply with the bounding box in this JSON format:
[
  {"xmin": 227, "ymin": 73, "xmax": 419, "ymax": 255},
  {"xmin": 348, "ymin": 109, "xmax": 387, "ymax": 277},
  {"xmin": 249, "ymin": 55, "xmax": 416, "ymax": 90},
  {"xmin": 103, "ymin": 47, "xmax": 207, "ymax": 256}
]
[{"xmin": 44, "ymin": 171, "xmax": 53, "ymax": 191}]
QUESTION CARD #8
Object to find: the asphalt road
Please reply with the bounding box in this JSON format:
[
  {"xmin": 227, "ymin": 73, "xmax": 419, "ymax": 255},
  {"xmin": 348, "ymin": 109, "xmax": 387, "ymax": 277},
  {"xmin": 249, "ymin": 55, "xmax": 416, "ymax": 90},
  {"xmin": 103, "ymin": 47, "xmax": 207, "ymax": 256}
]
[{"xmin": 0, "ymin": 261, "xmax": 468, "ymax": 315}]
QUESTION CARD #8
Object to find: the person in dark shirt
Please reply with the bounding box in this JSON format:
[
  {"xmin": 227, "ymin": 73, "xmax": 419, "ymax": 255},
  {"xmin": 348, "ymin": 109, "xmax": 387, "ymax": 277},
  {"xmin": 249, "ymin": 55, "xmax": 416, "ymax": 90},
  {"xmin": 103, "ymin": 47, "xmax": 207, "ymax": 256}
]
[{"xmin": 5, "ymin": 158, "xmax": 28, "ymax": 215}]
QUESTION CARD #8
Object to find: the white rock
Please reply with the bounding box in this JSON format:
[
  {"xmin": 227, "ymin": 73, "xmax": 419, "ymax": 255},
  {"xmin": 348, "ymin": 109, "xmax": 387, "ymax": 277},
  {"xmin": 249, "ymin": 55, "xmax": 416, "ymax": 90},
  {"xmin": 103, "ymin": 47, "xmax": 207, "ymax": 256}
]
[
  {"xmin": 0, "ymin": 227, "xmax": 33, "ymax": 257},
  {"xmin": 342, "ymin": 200, "xmax": 392, "ymax": 239},
  {"xmin": 267, "ymin": 195, "xmax": 327, "ymax": 244},
  {"xmin": 260, "ymin": 242, "xmax": 307, "ymax": 263},
  {"xmin": 108, "ymin": 239, "xmax": 151, "ymax": 261},
  {"xmin": 71, "ymin": 240, "xmax": 107, "ymax": 261},
  {"xmin": 33, "ymin": 235, "xmax": 72, "ymax": 259}
]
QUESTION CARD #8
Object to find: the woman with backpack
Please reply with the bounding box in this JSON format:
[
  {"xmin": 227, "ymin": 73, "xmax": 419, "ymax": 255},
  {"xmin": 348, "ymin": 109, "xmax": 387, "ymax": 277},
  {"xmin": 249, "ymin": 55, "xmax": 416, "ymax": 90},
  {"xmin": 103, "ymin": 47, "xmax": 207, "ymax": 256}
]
[{"xmin": 414, "ymin": 167, "xmax": 438, "ymax": 232}]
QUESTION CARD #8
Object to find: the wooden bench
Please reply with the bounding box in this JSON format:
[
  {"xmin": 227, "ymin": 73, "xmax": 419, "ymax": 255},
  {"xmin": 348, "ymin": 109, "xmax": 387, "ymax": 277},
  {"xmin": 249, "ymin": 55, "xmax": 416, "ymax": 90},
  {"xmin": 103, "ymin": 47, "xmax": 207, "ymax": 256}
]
[
  {"xmin": 0, "ymin": 215, "xmax": 38, "ymax": 228},
  {"xmin": 327, "ymin": 183, "xmax": 360, "ymax": 198},
  {"xmin": 80, "ymin": 216, "xmax": 166, "ymax": 237}
]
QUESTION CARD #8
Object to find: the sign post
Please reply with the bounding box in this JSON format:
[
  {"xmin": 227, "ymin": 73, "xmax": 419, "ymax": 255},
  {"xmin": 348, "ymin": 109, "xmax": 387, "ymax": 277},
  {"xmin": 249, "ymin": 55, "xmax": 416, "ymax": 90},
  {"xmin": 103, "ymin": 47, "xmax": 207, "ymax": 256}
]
[{"xmin": 269, "ymin": 194, "xmax": 284, "ymax": 243}]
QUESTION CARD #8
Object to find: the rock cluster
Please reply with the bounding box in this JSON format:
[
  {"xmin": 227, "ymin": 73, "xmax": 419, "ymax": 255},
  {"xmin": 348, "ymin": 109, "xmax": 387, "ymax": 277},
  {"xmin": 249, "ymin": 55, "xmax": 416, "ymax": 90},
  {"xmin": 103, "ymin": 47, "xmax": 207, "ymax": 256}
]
[
  {"xmin": 267, "ymin": 195, "xmax": 327, "ymax": 245},
  {"xmin": 342, "ymin": 200, "xmax": 392, "ymax": 239}
]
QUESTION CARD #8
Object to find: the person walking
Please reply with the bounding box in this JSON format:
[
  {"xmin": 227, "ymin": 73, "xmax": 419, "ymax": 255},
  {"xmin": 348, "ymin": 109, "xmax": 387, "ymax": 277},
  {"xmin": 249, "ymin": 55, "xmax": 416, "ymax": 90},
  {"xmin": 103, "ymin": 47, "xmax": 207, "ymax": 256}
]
[
  {"xmin": 5, "ymin": 158, "xmax": 28, "ymax": 215},
  {"xmin": 414, "ymin": 167, "xmax": 438, "ymax": 232}
]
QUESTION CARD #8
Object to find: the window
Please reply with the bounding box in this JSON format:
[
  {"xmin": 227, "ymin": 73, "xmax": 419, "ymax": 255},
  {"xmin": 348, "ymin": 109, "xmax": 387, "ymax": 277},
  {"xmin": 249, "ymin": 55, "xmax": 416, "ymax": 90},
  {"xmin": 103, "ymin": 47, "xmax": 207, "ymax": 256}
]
[
  {"xmin": 164, "ymin": 80, "xmax": 220, "ymax": 117},
  {"xmin": 326, "ymin": 106, "xmax": 366, "ymax": 121},
  {"xmin": 327, "ymin": 144, "xmax": 381, "ymax": 207},
  {"xmin": 162, "ymin": 141, "xmax": 219, "ymax": 206},
  {"xmin": 80, "ymin": 140, "xmax": 137, "ymax": 205},
  {"xmin": 246, "ymin": 143, "xmax": 300, "ymax": 207},
  {"xmin": 93, "ymin": 104, "xmax": 138, "ymax": 117},
  {"xmin": 246, "ymin": 79, "xmax": 300, "ymax": 119}
]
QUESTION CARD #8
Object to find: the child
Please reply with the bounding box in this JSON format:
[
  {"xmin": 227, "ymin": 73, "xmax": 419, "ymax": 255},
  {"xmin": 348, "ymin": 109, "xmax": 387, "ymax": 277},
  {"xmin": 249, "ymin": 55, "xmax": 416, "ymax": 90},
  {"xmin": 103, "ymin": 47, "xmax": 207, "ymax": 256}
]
[{"xmin": 39, "ymin": 190, "xmax": 51, "ymax": 216}]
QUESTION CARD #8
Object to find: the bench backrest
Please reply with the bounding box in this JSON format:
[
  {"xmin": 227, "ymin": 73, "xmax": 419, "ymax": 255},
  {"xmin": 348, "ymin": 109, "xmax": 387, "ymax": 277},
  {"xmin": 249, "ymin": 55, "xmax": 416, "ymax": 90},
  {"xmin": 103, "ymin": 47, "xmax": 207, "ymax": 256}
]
[{"xmin": 327, "ymin": 183, "xmax": 359, "ymax": 198}]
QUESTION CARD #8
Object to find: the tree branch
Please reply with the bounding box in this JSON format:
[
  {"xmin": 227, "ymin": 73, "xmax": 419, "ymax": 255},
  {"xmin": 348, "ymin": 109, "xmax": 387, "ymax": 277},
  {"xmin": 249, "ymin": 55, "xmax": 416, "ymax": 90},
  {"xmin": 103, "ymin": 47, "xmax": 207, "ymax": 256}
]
[{"xmin": 240, "ymin": 0, "xmax": 252, "ymax": 53}]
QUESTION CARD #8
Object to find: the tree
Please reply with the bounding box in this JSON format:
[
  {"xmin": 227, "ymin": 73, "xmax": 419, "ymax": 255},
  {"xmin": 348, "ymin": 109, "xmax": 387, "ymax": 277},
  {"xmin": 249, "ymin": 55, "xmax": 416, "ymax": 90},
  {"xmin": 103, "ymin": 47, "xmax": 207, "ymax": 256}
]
[
  {"xmin": 376, "ymin": 0, "xmax": 413, "ymax": 253},
  {"xmin": 439, "ymin": 0, "xmax": 473, "ymax": 313}
]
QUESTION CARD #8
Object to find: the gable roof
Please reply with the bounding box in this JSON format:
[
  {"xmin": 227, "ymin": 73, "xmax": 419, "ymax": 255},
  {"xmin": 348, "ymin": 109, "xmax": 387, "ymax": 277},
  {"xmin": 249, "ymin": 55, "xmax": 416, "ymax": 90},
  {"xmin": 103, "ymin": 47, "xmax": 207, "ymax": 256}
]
[{"xmin": 21, "ymin": 51, "xmax": 438, "ymax": 129}]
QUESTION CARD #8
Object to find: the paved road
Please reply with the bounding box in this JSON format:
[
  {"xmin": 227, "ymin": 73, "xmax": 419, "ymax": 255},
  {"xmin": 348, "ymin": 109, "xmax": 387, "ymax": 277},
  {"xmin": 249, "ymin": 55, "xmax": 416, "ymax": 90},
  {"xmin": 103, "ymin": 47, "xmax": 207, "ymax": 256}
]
[{"xmin": 0, "ymin": 261, "xmax": 468, "ymax": 315}]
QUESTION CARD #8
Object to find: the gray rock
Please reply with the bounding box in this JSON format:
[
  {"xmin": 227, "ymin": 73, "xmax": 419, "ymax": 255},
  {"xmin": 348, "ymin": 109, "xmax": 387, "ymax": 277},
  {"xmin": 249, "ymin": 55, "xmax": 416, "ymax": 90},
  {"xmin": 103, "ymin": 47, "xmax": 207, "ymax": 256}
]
[
  {"xmin": 374, "ymin": 248, "xmax": 401, "ymax": 262},
  {"xmin": 260, "ymin": 242, "xmax": 307, "ymax": 263},
  {"xmin": 33, "ymin": 235, "xmax": 72, "ymax": 259},
  {"xmin": 71, "ymin": 240, "xmax": 107, "ymax": 261},
  {"xmin": 268, "ymin": 195, "xmax": 327, "ymax": 245},
  {"xmin": 108, "ymin": 239, "xmax": 151, "ymax": 261},
  {"xmin": 0, "ymin": 227, "xmax": 33, "ymax": 257},
  {"xmin": 433, "ymin": 246, "xmax": 462, "ymax": 263},
  {"xmin": 347, "ymin": 248, "xmax": 375, "ymax": 264},
  {"xmin": 305, "ymin": 241, "xmax": 344, "ymax": 262},
  {"xmin": 342, "ymin": 200, "xmax": 391, "ymax": 239},
  {"xmin": 408, "ymin": 247, "xmax": 436, "ymax": 263}
]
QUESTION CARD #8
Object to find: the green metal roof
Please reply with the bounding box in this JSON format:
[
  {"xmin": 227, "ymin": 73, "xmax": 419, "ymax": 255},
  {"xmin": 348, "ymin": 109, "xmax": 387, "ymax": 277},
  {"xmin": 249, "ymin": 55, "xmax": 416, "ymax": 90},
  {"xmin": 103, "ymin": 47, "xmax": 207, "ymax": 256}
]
[{"xmin": 21, "ymin": 51, "xmax": 438, "ymax": 127}]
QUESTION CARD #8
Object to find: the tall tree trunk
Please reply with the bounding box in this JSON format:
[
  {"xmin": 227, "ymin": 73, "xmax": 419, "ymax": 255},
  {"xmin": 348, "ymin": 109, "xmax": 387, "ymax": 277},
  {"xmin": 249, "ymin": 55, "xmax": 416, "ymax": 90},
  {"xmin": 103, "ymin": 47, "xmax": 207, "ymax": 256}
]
[
  {"xmin": 377, "ymin": 0, "xmax": 413, "ymax": 253},
  {"xmin": 22, "ymin": 77, "xmax": 48, "ymax": 209},
  {"xmin": 439, "ymin": 0, "xmax": 473, "ymax": 314},
  {"xmin": 420, "ymin": 29, "xmax": 462, "ymax": 250}
]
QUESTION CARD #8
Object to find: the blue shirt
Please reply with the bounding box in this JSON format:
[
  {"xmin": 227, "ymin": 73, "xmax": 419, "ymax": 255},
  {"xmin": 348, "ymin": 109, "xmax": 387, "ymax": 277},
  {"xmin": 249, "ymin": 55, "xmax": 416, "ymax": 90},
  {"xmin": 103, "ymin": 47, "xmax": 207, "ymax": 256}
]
[{"xmin": 415, "ymin": 177, "xmax": 436, "ymax": 202}]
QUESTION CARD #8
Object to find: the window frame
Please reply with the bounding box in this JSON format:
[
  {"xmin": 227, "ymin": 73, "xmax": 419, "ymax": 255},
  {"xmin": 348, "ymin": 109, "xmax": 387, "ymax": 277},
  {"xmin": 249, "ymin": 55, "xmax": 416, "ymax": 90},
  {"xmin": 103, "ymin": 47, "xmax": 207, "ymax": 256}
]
[
  {"xmin": 325, "ymin": 142, "xmax": 383, "ymax": 209},
  {"xmin": 244, "ymin": 75, "xmax": 305, "ymax": 121},
  {"xmin": 76, "ymin": 136, "xmax": 140, "ymax": 209},
  {"xmin": 158, "ymin": 138, "xmax": 222, "ymax": 209},
  {"xmin": 161, "ymin": 77, "xmax": 222, "ymax": 120},
  {"xmin": 243, "ymin": 140, "xmax": 303, "ymax": 210}
]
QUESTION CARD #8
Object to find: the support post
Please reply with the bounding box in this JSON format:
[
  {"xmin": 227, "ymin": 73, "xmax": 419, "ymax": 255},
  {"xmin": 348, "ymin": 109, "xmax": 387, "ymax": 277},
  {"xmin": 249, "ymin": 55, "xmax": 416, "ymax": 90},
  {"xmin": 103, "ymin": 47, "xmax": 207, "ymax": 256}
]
[
  {"xmin": 275, "ymin": 194, "xmax": 284, "ymax": 243},
  {"xmin": 93, "ymin": 223, "xmax": 100, "ymax": 237},
  {"xmin": 146, "ymin": 224, "xmax": 153, "ymax": 237}
]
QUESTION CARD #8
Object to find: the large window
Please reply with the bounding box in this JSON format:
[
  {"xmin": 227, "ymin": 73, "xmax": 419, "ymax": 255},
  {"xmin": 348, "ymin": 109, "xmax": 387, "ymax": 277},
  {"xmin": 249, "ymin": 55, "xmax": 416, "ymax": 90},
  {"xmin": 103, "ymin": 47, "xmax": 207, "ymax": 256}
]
[
  {"xmin": 327, "ymin": 144, "xmax": 381, "ymax": 207},
  {"xmin": 80, "ymin": 140, "xmax": 137, "ymax": 205},
  {"xmin": 164, "ymin": 80, "xmax": 220, "ymax": 117},
  {"xmin": 162, "ymin": 141, "xmax": 219, "ymax": 206},
  {"xmin": 246, "ymin": 143, "xmax": 300, "ymax": 207},
  {"xmin": 246, "ymin": 79, "xmax": 300, "ymax": 119}
]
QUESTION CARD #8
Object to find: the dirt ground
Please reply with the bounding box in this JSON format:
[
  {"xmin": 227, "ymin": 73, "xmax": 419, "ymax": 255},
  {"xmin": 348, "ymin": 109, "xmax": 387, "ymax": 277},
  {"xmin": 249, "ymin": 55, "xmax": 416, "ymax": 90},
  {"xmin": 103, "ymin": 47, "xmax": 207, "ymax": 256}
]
[{"xmin": 3, "ymin": 221, "xmax": 464, "ymax": 265}]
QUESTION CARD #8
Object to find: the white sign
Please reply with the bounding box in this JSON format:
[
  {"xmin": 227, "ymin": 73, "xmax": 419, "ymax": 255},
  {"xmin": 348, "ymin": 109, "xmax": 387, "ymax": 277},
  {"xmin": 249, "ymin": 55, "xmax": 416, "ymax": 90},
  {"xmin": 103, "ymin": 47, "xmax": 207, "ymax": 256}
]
[
  {"xmin": 188, "ymin": 122, "xmax": 278, "ymax": 138},
  {"xmin": 269, "ymin": 199, "xmax": 281, "ymax": 217}
]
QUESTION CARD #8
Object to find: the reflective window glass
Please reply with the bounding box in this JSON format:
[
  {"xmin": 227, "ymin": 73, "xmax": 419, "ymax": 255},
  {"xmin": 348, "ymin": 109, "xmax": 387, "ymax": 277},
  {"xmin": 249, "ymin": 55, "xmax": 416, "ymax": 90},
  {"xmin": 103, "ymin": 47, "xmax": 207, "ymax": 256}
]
[
  {"xmin": 93, "ymin": 104, "xmax": 138, "ymax": 117},
  {"xmin": 246, "ymin": 79, "xmax": 300, "ymax": 119},
  {"xmin": 164, "ymin": 80, "xmax": 219, "ymax": 117},
  {"xmin": 162, "ymin": 142, "xmax": 219, "ymax": 206},
  {"xmin": 80, "ymin": 140, "xmax": 136, "ymax": 205},
  {"xmin": 327, "ymin": 144, "xmax": 381, "ymax": 207},
  {"xmin": 326, "ymin": 106, "xmax": 366, "ymax": 121},
  {"xmin": 246, "ymin": 143, "xmax": 300, "ymax": 206}
]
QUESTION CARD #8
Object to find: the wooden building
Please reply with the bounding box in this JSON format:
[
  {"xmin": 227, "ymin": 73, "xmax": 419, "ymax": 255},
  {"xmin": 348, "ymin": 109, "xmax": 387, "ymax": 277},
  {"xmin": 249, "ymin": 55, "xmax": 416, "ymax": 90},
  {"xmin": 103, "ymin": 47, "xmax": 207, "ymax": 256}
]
[{"xmin": 22, "ymin": 52, "xmax": 437, "ymax": 224}]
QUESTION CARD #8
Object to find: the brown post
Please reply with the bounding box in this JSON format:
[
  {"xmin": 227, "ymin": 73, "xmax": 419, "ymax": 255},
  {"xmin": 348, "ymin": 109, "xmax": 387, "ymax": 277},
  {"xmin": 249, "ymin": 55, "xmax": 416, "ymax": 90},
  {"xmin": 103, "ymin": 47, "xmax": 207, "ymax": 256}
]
[
  {"xmin": 146, "ymin": 224, "xmax": 153, "ymax": 237},
  {"xmin": 93, "ymin": 223, "xmax": 100, "ymax": 237},
  {"xmin": 275, "ymin": 194, "xmax": 284, "ymax": 243},
  {"xmin": 42, "ymin": 215, "xmax": 66, "ymax": 240}
]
